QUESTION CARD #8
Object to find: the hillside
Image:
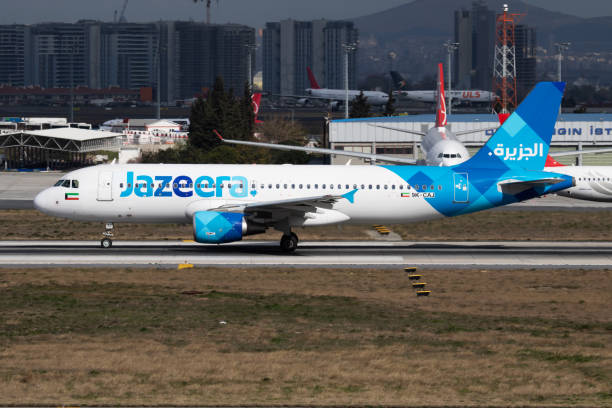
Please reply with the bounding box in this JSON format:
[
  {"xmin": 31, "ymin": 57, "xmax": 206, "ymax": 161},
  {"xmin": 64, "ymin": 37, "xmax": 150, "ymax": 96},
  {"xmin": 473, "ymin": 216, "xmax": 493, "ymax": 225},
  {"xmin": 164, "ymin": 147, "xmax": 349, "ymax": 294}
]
[{"xmin": 353, "ymin": 0, "xmax": 612, "ymax": 84}]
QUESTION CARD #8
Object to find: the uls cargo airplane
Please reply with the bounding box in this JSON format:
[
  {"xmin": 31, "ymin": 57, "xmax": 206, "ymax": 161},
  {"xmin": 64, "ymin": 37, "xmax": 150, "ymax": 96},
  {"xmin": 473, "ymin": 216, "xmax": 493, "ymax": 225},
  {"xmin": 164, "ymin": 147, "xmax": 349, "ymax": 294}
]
[
  {"xmin": 280, "ymin": 67, "xmax": 389, "ymax": 108},
  {"xmin": 390, "ymin": 70, "xmax": 496, "ymax": 104},
  {"xmin": 35, "ymin": 82, "xmax": 573, "ymax": 252}
]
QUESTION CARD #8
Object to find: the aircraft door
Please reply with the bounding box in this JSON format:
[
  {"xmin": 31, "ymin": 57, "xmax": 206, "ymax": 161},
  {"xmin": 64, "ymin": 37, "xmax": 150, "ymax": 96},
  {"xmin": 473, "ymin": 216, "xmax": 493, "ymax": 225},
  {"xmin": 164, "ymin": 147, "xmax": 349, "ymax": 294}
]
[
  {"xmin": 453, "ymin": 172, "xmax": 469, "ymax": 203},
  {"xmin": 97, "ymin": 171, "xmax": 113, "ymax": 201}
]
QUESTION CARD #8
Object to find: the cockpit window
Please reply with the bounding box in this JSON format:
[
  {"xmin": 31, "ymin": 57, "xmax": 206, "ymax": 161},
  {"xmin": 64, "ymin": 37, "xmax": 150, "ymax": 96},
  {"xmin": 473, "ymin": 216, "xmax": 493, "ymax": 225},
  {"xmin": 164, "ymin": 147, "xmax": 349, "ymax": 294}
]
[
  {"xmin": 54, "ymin": 179, "xmax": 64, "ymax": 187},
  {"xmin": 72, "ymin": 180, "xmax": 79, "ymax": 188},
  {"xmin": 61, "ymin": 180, "xmax": 71, "ymax": 188}
]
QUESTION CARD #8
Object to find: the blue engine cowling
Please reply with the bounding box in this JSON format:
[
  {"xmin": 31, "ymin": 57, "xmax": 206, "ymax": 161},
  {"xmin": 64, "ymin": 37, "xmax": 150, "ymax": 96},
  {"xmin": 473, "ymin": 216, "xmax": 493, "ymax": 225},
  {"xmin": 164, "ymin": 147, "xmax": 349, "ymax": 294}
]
[{"xmin": 193, "ymin": 211, "xmax": 265, "ymax": 244}]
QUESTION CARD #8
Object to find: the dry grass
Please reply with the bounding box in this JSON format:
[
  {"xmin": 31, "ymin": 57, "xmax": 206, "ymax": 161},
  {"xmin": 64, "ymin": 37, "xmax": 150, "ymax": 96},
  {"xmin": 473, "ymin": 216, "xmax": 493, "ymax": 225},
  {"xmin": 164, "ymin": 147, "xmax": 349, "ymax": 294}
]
[
  {"xmin": 0, "ymin": 266, "xmax": 610, "ymax": 406},
  {"xmin": 4, "ymin": 209, "xmax": 612, "ymax": 242}
]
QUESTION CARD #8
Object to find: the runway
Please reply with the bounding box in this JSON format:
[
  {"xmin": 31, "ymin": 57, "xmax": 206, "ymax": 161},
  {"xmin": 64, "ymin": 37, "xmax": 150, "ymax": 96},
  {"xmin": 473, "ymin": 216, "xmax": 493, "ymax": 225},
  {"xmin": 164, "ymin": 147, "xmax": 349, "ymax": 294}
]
[{"xmin": 2, "ymin": 240, "xmax": 612, "ymax": 268}]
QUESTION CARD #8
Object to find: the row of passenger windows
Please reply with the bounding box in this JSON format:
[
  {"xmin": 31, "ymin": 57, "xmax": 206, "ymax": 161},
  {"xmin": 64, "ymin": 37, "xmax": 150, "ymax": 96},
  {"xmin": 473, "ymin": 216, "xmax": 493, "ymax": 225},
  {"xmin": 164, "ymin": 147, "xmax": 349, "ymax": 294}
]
[
  {"xmin": 437, "ymin": 153, "xmax": 463, "ymax": 159},
  {"xmin": 578, "ymin": 177, "xmax": 611, "ymax": 181},
  {"xmin": 54, "ymin": 179, "xmax": 79, "ymax": 188},
  {"xmin": 121, "ymin": 182, "xmax": 444, "ymax": 191}
]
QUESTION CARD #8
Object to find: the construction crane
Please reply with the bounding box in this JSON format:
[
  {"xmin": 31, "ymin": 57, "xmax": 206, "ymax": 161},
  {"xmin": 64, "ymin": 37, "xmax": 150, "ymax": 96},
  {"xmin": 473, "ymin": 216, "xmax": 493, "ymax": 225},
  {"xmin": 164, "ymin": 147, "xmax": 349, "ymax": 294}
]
[
  {"xmin": 193, "ymin": 0, "xmax": 219, "ymax": 24},
  {"xmin": 118, "ymin": 0, "xmax": 128, "ymax": 23}
]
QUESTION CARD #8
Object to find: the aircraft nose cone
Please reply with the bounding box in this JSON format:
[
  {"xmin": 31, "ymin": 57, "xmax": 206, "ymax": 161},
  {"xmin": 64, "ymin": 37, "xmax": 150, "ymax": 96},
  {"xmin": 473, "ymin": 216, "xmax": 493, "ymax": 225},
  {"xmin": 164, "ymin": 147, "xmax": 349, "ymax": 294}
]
[{"xmin": 34, "ymin": 189, "xmax": 50, "ymax": 213}]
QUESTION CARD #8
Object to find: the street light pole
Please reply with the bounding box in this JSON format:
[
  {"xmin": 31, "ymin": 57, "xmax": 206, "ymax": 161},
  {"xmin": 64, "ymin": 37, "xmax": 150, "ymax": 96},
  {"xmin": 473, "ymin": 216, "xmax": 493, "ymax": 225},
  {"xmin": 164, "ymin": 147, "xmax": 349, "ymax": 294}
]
[
  {"xmin": 245, "ymin": 43, "xmax": 256, "ymax": 92},
  {"xmin": 555, "ymin": 42, "xmax": 570, "ymax": 115},
  {"xmin": 443, "ymin": 40, "xmax": 459, "ymax": 115},
  {"xmin": 342, "ymin": 42, "xmax": 357, "ymax": 119}
]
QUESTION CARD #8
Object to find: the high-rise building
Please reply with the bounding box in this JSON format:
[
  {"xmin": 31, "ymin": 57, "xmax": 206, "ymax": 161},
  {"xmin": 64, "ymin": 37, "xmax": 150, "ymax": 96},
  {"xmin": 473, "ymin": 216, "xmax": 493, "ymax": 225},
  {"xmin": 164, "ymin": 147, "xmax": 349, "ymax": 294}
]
[
  {"xmin": 263, "ymin": 19, "xmax": 358, "ymax": 96},
  {"xmin": 100, "ymin": 23, "xmax": 159, "ymax": 91},
  {"xmin": 453, "ymin": 1, "xmax": 495, "ymax": 90},
  {"xmin": 170, "ymin": 22, "xmax": 255, "ymax": 100},
  {"xmin": 324, "ymin": 21, "xmax": 358, "ymax": 90},
  {"xmin": 453, "ymin": 10, "xmax": 472, "ymax": 89},
  {"xmin": 263, "ymin": 22, "xmax": 281, "ymax": 95},
  {"xmin": 30, "ymin": 22, "xmax": 98, "ymax": 89},
  {"xmin": 215, "ymin": 24, "xmax": 256, "ymax": 94},
  {"xmin": 0, "ymin": 25, "xmax": 32, "ymax": 87},
  {"xmin": 515, "ymin": 25, "xmax": 537, "ymax": 102}
]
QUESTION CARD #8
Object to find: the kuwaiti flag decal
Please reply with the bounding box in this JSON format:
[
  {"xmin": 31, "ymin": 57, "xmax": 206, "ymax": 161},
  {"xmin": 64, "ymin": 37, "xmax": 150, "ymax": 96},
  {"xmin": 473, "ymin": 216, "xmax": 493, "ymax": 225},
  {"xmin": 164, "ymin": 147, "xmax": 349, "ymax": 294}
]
[
  {"xmin": 401, "ymin": 192, "xmax": 411, "ymax": 198},
  {"xmin": 65, "ymin": 192, "xmax": 79, "ymax": 200}
]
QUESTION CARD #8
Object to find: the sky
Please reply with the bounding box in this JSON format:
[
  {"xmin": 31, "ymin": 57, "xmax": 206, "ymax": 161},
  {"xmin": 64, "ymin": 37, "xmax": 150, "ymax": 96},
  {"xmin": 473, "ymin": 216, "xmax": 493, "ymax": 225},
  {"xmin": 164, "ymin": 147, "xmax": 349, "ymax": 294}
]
[{"xmin": 1, "ymin": 0, "xmax": 611, "ymax": 28}]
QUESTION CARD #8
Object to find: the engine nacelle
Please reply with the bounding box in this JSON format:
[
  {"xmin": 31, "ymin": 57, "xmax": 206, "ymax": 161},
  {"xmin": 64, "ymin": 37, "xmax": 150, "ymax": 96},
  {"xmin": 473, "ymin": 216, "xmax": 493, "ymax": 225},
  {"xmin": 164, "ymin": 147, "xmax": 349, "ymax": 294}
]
[
  {"xmin": 296, "ymin": 98, "xmax": 309, "ymax": 106},
  {"xmin": 329, "ymin": 101, "xmax": 340, "ymax": 110},
  {"xmin": 193, "ymin": 211, "xmax": 265, "ymax": 244}
]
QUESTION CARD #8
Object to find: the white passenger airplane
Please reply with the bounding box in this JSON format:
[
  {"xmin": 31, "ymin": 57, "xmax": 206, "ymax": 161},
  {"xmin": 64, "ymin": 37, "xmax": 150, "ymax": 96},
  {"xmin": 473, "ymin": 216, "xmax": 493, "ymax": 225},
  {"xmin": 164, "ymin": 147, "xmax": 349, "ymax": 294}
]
[
  {"xmin": 280, "ymin": 68, "xmax": 389, "ymax": 108},
  {"xmin": 543, "ymin": 156, "xmax": 612, "ymax": 202},
  {"xmin": 390, "ymin": 70, "xmax": 496, "ymax": 104},
  {"xmin": 35, "ymin": 82, "xmax": 573, "ymax": 252}
]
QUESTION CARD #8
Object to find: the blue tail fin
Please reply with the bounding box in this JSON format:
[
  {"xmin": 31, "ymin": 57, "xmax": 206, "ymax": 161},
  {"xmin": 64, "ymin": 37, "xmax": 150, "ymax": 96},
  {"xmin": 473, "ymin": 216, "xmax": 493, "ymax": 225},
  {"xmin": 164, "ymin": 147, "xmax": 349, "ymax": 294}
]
[{"xmin": 463, "ymin": 82, "xmax": 565, "ymax": 171}]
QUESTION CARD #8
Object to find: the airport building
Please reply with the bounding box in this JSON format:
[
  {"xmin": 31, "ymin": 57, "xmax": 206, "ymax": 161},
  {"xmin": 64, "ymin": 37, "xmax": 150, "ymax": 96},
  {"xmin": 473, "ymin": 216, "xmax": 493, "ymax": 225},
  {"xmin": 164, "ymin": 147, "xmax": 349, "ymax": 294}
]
[
  {"xmin": 329, "ymin": 114, "xmax": 612, "ymax": 166},
  {"xmin": 262, "ymin": 19, "xmax": 358, "ymax": 95},
  {"xmin": 0, "ymin": 118, "xmax": 121, "ymax": 170}
]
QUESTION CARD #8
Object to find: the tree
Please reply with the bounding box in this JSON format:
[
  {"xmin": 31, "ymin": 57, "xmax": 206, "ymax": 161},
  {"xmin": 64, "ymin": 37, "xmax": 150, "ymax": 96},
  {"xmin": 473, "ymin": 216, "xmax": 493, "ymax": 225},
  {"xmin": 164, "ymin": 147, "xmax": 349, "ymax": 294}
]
[
  {"xmin": 188, "ymin": 76, "xmax": 227, "ymax": 151},
  {"xmin": 349, "ymin": 91, "xmax": 371, "ymax": 118},
  {"xmin": 384, "ymin": 89, "xmax": 396, "ymax": 116}
]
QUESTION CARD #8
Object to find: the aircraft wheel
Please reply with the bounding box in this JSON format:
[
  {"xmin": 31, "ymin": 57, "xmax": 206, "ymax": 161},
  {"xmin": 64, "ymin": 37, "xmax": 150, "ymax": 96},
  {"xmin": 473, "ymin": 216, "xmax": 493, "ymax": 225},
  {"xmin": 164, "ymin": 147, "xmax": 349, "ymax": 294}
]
[
  {"xmin": 101, "ymin": 238, "xmax": 113, "ymax": 249},
  {"xmin": 280, "ymin": 233, "xmax": 298, "ymax": 252}
]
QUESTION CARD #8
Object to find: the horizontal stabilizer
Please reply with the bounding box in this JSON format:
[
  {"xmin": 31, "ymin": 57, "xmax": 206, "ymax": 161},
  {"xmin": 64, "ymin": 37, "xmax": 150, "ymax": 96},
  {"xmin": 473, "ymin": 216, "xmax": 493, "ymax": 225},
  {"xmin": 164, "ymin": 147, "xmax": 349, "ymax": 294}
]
[
  {"xmin": 550, "ymin": 147, "xmax": 612, "ymax": 157},
  {"xmin": 497, "ymin": 177, "xmax": 569, "ymax": 195}
]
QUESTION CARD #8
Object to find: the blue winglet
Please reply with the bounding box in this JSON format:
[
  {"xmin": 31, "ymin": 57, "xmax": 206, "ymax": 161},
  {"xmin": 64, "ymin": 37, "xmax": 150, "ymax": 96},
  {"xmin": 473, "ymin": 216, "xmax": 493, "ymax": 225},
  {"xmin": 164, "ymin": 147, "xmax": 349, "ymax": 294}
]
[{"xmin": 342, "ymin": 189, "xmax": 358, "ymax": 204}]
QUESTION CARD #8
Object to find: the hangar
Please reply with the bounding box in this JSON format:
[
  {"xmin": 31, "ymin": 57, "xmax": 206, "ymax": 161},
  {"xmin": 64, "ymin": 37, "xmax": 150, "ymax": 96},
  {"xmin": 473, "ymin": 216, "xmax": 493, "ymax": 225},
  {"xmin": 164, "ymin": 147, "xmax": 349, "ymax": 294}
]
[
  {"xmin": 329, "ymin": 113, "xmax": 612, "ymax": 165},
  {"xmin": 0, "ymin": 121, "xmax": 121, "ymax": 170}
]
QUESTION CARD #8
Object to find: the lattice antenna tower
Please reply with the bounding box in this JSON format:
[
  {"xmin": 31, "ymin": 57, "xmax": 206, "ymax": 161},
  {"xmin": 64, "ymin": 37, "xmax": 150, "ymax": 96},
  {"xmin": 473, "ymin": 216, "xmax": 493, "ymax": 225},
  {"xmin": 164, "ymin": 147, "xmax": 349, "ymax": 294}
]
[{"xmin": 492, "ymin": 4, "xmax": 523, "ymax": 113}]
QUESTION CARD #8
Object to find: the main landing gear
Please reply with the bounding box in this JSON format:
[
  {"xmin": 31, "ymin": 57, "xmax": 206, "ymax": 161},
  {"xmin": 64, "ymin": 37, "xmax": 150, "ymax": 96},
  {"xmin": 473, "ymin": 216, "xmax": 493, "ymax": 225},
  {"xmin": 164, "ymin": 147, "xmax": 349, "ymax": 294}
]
[
  {"xmin": 280, "ymin": 232, "xmax": 298, "ymax": 253},
  {"xmin": 101, "ymin": 222, "xmax": 114, "ymax": 248}
]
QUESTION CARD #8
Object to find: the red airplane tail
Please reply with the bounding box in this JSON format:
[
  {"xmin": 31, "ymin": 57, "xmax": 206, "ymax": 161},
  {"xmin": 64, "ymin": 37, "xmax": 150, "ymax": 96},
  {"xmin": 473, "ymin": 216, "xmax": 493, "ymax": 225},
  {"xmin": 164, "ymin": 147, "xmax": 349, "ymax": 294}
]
[
  {"xmin": 545, "ymin": 155, "xmax": 564, "ymax": 167},
  {"xmin": 435, "ymin": 63, "xmax": 447, "ymax": 128},
  {"xmin": 251, "ymin": 92, "xmax": 263, "ymax": 124},
  {"xmin": 307, "ymin": 67, "xmax": 321, "ymax": 89}
]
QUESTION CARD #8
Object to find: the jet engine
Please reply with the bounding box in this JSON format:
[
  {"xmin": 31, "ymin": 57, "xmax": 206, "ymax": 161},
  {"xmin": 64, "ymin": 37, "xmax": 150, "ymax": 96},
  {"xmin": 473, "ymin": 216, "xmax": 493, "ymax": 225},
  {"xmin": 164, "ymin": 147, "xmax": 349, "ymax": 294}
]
[
  {"xmin": 329, "ymin": 101, "xmax": 340, "ymax": 110},
  {"xmin": 296, "ymin": 98, "xmax": 309, "ymax": 106},
  {"xmin": 193, "ymin": 211, "xmax": 265, "ymax": 244}
]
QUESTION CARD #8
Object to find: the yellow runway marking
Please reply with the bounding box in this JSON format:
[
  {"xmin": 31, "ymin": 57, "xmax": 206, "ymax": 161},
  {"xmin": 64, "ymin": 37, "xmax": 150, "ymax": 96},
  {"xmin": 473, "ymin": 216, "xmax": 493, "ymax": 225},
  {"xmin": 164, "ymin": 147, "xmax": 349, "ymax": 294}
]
[{"xmin": 178, "ymin": 263, "xmax": 194, "ymax": 270}]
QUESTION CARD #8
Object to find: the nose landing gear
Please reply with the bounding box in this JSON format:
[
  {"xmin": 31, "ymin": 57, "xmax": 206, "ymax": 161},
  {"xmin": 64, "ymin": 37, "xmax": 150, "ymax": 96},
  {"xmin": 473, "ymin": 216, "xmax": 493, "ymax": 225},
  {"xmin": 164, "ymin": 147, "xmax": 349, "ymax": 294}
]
[
  {"xmin": 280, "ymin": 232, "xmax": 298, "ymax": 252},
  {"xmin": 100, "ymin": 222, "xmax": 114, "ymax": 248}
]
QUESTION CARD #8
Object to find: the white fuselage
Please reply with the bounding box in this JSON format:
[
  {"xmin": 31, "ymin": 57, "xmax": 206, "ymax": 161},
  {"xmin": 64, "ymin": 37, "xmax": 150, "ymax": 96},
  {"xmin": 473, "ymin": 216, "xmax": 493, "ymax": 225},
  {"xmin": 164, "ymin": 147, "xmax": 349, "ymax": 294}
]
[
  {"xmin": 544, "ymin": 166, "xmax": 612, "ymax": 202},
  {"xmin": 422, "ymin": 127, "xmax": 470, "ymax": 166},
  {"xmin": 307, "ymin": 88, "xmax": 389, "ymax": 106},
  {"xmin": 395, "ymin": 90, "xmax": 495, "ymax": 103},
  {"xmin": 34, "ymin": 164, "xmax": 440, "ymax": 225}
]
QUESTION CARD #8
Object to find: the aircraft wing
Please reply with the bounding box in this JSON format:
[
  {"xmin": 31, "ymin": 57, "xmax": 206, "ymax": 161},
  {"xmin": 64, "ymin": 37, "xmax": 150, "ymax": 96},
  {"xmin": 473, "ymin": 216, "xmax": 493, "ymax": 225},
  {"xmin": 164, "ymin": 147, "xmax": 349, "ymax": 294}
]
[
  {"xmin": 215, "ymin": 131, "xmax": 417, "ymax": 165},
  {"xmin": 454, "ymin": 127, "xmax": 498, "ymax": 136},
  {"xmin": 549, "ymin": 147, "xmax": 612, "ymax": 157},
  {"xmin": 369, "ymin": 123, "xmax": 497, "ymax": 137},
  {"xmin": 367, "ymin": 124, "xmax": 426, "ymax": 136},
  {"xmin": 205, "ymin": 192, "xmax": 356, "ymax": 226},
  {"xmin": 212, "ymin": 193, "xmax": 353, "ymax": 213}
]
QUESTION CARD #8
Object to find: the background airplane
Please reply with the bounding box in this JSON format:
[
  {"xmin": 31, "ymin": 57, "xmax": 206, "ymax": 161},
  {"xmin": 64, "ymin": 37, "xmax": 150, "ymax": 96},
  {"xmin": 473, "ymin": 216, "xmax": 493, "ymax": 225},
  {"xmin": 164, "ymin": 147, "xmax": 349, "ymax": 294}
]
[
  {"xmin": 34, "ymin": 82, "xmax": 573, "ymax": 252},
  {"xmin": 390, "ymin": 70, "xmax": 496, "ymax": 104},
  {"xmin": 276, "ymin": 67, "xmax": 389, "ymax": 109},
  {"xmin": 227, "ymin": 63, "xmax": 489, "ymax": 167}
]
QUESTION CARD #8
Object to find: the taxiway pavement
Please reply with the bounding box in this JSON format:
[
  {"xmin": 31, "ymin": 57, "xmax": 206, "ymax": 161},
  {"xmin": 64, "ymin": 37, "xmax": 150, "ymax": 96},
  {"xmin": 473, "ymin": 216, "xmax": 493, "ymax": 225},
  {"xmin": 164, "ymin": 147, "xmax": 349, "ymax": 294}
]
[{"xmin": 2, "ymin": 240, "xmax": 612, "ymax": 268}]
